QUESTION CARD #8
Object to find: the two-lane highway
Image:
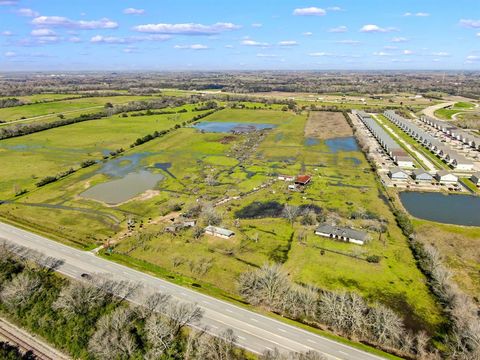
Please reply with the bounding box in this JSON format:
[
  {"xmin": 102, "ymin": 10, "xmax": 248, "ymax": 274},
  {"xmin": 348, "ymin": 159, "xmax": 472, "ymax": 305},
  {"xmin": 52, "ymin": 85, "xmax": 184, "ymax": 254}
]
[{"xmin": 0, "ymin": 221, "xmax": 386, "ymax": 360}]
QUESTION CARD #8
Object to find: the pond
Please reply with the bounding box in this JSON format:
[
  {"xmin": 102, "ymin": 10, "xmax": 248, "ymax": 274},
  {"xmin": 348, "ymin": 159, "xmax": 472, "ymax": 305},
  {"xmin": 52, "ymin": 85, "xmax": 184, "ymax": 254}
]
[
  {"xmin": 399, "ymin": 191, "xmax": 480, "ymax": 226},
  {"xmin": 97, "ymin": 153, "xmax": 152, "ymax": 177},
  {"xmin": 194, "ymin": 121, "xmax": 276, "ymax": 133},
  {"xmin": 305, "ymin": 138, "xmax": 320, "ymax": 146},
  {"xmin": 81, "ymin": 170, "xmax": 164, "ymax": 205},
  {"xmin": 325, "ymin": 136, "xmax": 359, "ymax": 153},
  {"xmin": 344, "ymin": 156, "xmax": 361, "ymax": 166}
]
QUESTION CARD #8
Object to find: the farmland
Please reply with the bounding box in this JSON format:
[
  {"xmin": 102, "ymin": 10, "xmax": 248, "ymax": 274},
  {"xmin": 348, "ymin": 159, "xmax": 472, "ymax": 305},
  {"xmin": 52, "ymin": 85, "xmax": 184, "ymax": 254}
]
[
  {"xmin": 0, "ymin": 98, "xmax": 444, "ymax": 335},
  {"xmin": 1, "ymin": 86, "xmax": 479, "ymax": 359}
]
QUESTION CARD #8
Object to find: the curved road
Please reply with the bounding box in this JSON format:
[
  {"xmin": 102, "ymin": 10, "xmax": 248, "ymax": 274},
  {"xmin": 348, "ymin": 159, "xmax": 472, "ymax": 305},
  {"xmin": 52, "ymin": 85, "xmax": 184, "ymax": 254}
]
[
  {"xmin": 0, "ymin": 221, "xmax": 386, "ymax": 360},
  {"xmin": 421, "ymin": 101, "xmax": 455, "ymax": 120}
]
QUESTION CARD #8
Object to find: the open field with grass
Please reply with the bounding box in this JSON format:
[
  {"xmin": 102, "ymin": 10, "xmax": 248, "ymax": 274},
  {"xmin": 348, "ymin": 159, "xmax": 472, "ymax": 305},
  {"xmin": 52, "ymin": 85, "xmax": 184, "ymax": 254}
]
[
  {"xmin": 0, "ymin": 105, "xmax": 211, "ymax": 198},
  {"xmin": 304, "ymin": 111, "xmax": 352, "ymax": 139},
  {"xmin": 412, "ymin": 219, "xmax": 480, "ymax": 298},
  {"xmin": 0, "ymin": 105, "xmax": 443, "ymax": 335},
  {"xmin": 0, "ymin": 95, "xmax": 154, "ymax": 123}
]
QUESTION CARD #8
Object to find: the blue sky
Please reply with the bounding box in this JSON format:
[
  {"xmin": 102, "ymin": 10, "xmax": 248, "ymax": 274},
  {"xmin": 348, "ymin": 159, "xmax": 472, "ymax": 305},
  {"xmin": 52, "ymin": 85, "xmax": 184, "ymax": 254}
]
[{"xmin": 0, "ymin": 0, "xmax": 479, "ymax": 71}]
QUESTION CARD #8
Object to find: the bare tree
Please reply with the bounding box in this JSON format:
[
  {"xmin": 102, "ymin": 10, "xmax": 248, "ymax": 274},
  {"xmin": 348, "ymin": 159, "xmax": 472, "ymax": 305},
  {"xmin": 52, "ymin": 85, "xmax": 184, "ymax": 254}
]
[
  {"xmin": 0, "ymin": 272, "xmax": 41, "ymax": 308},
  {"xmin": 283, "ymin": 204, "xmax": 299, "ymax": 226},
  {"xmin": 88, "ymin": 307, "xmax": 137, "ymax": 359},
  {"xmin": 261, "ymin": 349, "xmax": 327, "ymax": 360},
  {"xmin": 201, "ymin": 204, "xmax": 222, "ymax": 226},
  {"xmin": 195, "ymin": 328, "xmax": 239, "ymax": 360},
  {"xmin": 366, "ymin": 304, "xmax": 405, "ymax": 348},
  {"xmin": 238, "ymin": 263, "xmax": 290, "ymax": 312},
  {"xmin": 52, "ymin": 280, "xmax": 108, "ymax": 317}
]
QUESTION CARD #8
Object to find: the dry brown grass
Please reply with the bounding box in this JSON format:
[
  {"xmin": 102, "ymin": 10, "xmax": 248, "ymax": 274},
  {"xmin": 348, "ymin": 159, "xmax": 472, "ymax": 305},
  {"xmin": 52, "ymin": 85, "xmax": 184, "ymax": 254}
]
[
  {"xmin": 304, "ymin": 111, "xmax": 353, "ymax": 139},
  {"xmin": 414, "ymin": 221, "xmax": 480, "ymax": 298}
]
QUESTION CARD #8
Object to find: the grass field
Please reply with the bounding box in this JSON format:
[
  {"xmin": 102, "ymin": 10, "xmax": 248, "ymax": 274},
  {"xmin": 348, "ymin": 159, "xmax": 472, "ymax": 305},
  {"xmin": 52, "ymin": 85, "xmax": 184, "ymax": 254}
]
[
  {"xmin": 412, "ymin": 219, "xmax": 480, "ymax": 298},
  {"xmin": 0, "ymin": 105, "xmax": 210, "ymax": 198},
  {"xmin": 0, "ymin": 105, "xmax": 444, "ymax": 338},
  {"xmin": 0, "ymin": 95, "xmax": 154, "ymax": 123}
]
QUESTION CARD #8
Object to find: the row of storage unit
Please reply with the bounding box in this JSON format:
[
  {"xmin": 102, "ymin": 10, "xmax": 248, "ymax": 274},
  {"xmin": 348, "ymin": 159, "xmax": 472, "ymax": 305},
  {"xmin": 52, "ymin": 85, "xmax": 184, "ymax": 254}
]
[
  {"xmin": 384, "ymin": 111, "xmax": 474, "ymax": 171},
  {"xmin": 353, "ymin": 110, "xmax": 414, "ymax": 167},
  {"xmin": 420, "ymin": 116, "xmax": 480, "ymax": 150}
]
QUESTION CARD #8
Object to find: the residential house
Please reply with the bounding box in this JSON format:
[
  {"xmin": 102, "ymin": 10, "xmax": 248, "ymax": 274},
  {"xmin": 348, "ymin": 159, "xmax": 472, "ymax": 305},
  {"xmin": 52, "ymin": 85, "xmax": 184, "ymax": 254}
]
[
  {"xmin": 388, "ymin": 167, "xmax": 409, "ymax": 181},
  {"xmin": 204, "ymin": 226, "xmax": 235, "ymax": 239},
  {"xmin": 435, "ymin": 171, "xmax": 458, "ymax": 184},
  {"xmin": 471, "ymin": 172, "xmax": 480, "ymax": 186},
  {"xmin": 412, "ymin": 169, "xmax": 433, "ymax": 182},
  {"xmin": 315, "ymin": 224, "xmax": 368, "ymax": 245}
]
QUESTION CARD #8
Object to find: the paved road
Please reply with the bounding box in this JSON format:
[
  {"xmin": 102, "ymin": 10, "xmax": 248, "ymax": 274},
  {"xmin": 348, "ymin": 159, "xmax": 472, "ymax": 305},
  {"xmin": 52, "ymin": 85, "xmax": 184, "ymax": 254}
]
[
  {"xmin": 421, "ymin": 101, "xmax": 455, "ymax": 120},
  {"xmin": 0, "ymin": 221, "xmax": 386, "ymax": 360}
]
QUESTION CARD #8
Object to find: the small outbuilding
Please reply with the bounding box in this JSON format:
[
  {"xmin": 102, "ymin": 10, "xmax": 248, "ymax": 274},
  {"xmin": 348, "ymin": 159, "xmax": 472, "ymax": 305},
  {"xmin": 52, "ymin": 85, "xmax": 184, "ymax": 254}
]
[
  {"xmin": 315, "ymin": 224, "xmax": 368, "ymax": 245},
  {"xmin": 435, "ymin": 171, "xmax": 458, "ymax": 184},
  {"xmin": 412, "ymin": 169, "xmax": 433, "ymax": 182},
  {"xmin": 204, "ymin": 226, "xmax": 235, "ymax": 239},
  {"xmin": 278, "ymin": 175, "xmax": 295, "ymax": 182},
  {"xmin": 388, "ymin": 167, "xmax": 409, "ymax": 181},
  {"xmin": 295, "ymin": 175, "xmax": 312, "ymax": 186}
]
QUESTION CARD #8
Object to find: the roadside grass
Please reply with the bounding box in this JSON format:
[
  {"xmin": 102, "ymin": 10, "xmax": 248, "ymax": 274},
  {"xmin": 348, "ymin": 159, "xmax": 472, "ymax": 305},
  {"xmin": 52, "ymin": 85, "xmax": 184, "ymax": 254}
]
[
  {"xmin": 461, "ymin": 178, "xmax": 479, "ymax": 194},
  {"xmin": 434, "ymin": 109, "xmax": 462, "ymax": 120},
  {"xmin": 453, "ymin": 102, "xmax": 475, "ymax": 110}
]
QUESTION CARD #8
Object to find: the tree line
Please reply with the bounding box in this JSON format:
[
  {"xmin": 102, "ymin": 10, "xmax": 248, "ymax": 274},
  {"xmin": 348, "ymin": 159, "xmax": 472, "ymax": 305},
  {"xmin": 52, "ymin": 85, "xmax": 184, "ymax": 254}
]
[
  {"xmin": 238, "ymin": 263, "xmax": 435, "ymax": 359},
  {"xmin": 0, "ymin": 240, "xmax": 325, "ymax": 360}
]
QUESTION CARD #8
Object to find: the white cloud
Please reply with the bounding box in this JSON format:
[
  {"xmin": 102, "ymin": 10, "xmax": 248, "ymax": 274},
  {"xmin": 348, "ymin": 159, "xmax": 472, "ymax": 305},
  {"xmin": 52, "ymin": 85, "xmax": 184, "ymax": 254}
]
[
  {"xmin": 327, "ymin": 6, "xmax": 343, "ymax": 11},
  {"xmin": 1, "ymin": 30, "xmax": 13, "ymax": 36},
  {"xmin": 308, "ymin": 52, "xmax": 333, "ymax": 57},
  {"xmin": 174, "ymin": 44, "xmax": 209, "ymax": 50},
  {"xmin": 432, "ymin": 52, "xmax": 449, "ymax": 57},
  {"xmin": 225, "ymin": 44, "xmax": 234, "ymax": 48},
  {"xmin": 402, "ymin": 49, "xmax": 414, "ymax": 55},
  {"xmin": 459, "ymin": 19, "xmax": 480, "ymax": 28},
  {"xmin": 329, "ymin": 25, "xmax": 348, "ymax": 33},
  {"xmin": 293, "ymin": 7, "xmax": 326, "ymax": 16},
  {"xmin": 134, "ymin": 22, "xmax": 240, "ymax": 35},
  {"xmin": 302, "ymin": 32, "xmax": 313, "ymax": 36},
  {"xmin": 4, "ymin": 51, "xmax": 16, "ymax": 57},
  {"xmin": 32, "ymin": 16, "xmax": 118, "ymax": 29},
  {"xmin": 91, "ymin": 34, "xmax": 171, "ymax": 44},
  {"xmin": 278, "ymin": 40, "xmax": 298, "ymax": 46},
  {"xmin": 241, "ymin": 39, "xmax": 270, "ymax": 47},
  {"xmin": 373, "ymin": 51, "xmax": 392, "ymax": 56},
  {"xmin": 477, "ymin": 32, "xmax": 480, "ymax": 37},
  {"xmin": 391, "ymin": 37, "xmax": 408, "ymax": 43},
  {"xmin": 123, "ymin": 8, "xmax": 145, "ymax": 15},
  {"xmin": 466, "ymin": 55, "xmax": 480, "ymax": 63},
  {"xmin": 256, "ymin": 53, "xmax": 278, "ymax": 57},
  {"xmin": 91, "ymin": 35, "xmax": 126, "ymax": 44},
  {"xmin": 251, "ymin": 23, "xmax": 262, "ymax": 28},
  {"xmin": 123, "ymin": 47, "xmax": 138, "ymax": 53},
  {"xmin": 31, "ymin": 28, "xmax": 56, "ymax": 37},
  {"xmin": 17, "ymin": 8, "xmax": 40, "ymax": 17},
  {"xmin": 404, "ymin": 12, "xmax": 430, "ymax": 17},
  {"xmin": 360, "ymin": 24, "xmax": 395, "ymax": 33},
  {"xmin": 68, "ymin": 36, "xmax": 81, "ymax": 43},
  {"xmin": 0, "ymin": 0, "xmax": 18, "ymax": 5},
  {"xmin": 335, "ymin": 39, "xmax": 360, "ymax": 45}
]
